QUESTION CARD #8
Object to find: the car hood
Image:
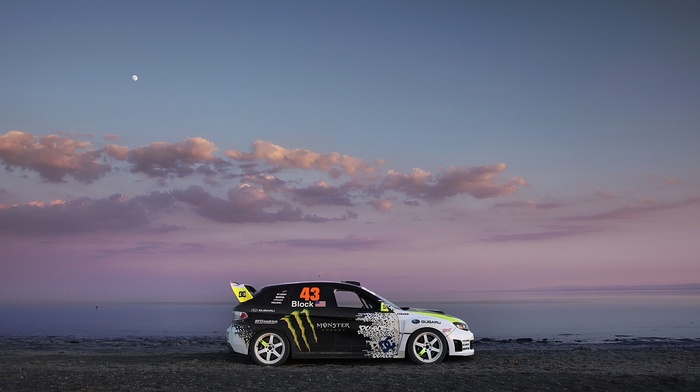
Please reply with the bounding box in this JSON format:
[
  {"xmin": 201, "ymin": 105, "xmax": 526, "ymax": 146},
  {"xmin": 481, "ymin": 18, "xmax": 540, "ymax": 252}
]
[
  {"xmin": 403, "ymin": 307, "xmax": 445, "ymax": 314},
  {"xmin": 401, "ymin": 307, "xmax": 465, "ymax": 323}
]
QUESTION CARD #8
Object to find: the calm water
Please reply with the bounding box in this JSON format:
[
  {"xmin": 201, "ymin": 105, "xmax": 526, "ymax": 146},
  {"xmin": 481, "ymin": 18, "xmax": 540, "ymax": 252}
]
[
  {"xmin": 1, "ymin": 290, "xmax": 699, "ymax": 343},
  {"xmin": 421, "ymin": 290, "xmax": 700, "ymax": 343}
]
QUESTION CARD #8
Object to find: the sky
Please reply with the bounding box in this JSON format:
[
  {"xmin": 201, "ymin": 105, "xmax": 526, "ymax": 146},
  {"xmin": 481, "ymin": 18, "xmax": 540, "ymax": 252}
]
[{"xmin": 1, "ymin": 0, "xmax": 699, "ymax": 302}]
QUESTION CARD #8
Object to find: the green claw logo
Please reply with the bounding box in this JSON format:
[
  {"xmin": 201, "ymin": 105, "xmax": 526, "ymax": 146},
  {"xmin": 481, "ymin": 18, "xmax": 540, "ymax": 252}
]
[{"xmin": 280, "ymin": 309, "xmax": 317, "ymax": 351}]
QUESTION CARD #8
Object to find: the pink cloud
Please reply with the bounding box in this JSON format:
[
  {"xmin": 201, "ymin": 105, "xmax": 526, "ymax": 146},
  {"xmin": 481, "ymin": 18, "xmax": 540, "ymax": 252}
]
[
  {"xmin": 383, "ymin": 167, "xmax": 431, "ymax": 196},
  {"xmin": 0, "ymin": 191, "xmax": 178, "ymax": 234},
  {"xmin": 225, "ymin": 140, "xmax": 376, "ymax": 178},
  {"xmin": 286, "ymin": 181, "xmax": 354, "ymax": 207},
  {"xmin": 567, "ymin": 197, "xmax": 700, "ymax": 221},
  {"xmin": 384, "ymin": 163, "xmax": 526, "ymax": 201},
  {"xmin": 123, "ymin": 137, "xmax": 220, "ymax": 178},
  {"xmin": 1, "ymin": 132, "xmax": 527, "ymax": 206},
  {"xmin": 103, "ymin": 144, "xmax": 129, "ymax": 160},
  {"xmin": 0, "ymin": 131, "xmax": 530, "ymax": 230},
  {"xmin": 431, "ymin": 164, "xmax": 526, "ymax": 199},
  {"xmin": 370, "ymin": 198, "xmax": 393, "ymax": 212},
  {"xmin": 493, "ymin": 199, "xmax": 566, "ymax": 210},
  {"xmin": 241, "ymin": 174, "xmax": 286, "ymax": 193},
  {"xmin": 0, "ymin": 194, "xmax": 152, "ymax": 234},
  {"xmin": 265, "ymin": 235, "xmax": 388, "ymax": 251},
  {"xmin": 227, "ymin": 184, "xmax": 274, "ymax": 208},
  {"xmin": 483, "ymin": 225, "xmax": 605, "ymax": 242},
  {"xmin": 170, "ymin": 185, "xmax": 347, "ymax": 223},
  {"xmin": 0, "ymin": 130, "xmax": 111, "ymax": 183}
]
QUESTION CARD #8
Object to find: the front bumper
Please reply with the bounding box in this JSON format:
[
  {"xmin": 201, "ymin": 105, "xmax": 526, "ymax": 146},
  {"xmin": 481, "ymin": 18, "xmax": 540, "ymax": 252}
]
[{"xmin": 449, "ymin": 328, "xmax": 475, "ymax": 356}]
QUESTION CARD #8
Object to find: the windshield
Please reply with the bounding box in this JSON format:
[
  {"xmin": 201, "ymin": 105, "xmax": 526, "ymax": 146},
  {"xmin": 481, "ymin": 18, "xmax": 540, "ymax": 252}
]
[{"xmin": 362, "ymin": 287, "xmax": 402, "ymax": 311}]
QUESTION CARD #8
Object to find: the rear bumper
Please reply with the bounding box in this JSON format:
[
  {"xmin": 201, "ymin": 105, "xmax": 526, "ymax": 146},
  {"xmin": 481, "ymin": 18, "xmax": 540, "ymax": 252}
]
[{"xmin": 226, "ymin": 324, "xmax": 248, "ymax": 355}]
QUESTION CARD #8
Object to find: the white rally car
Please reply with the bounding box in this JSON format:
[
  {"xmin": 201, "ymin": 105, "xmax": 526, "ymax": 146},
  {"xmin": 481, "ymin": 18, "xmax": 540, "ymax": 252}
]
[{"xmin": 226, "ymin": 280, "xmax": 475, "ymax": 366}]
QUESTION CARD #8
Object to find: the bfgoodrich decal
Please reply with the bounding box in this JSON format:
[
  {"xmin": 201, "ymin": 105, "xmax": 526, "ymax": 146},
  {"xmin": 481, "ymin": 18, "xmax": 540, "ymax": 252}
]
[{"xmin": 254, "ymin": 319, "xmax": 279, "ymax": 324}]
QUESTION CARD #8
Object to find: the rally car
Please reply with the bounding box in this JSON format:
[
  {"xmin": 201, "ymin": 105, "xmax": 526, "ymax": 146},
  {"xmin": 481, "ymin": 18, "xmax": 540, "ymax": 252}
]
[{"xmin": 226, "ymin": 280, "xmax": 474, "ymax": 366}]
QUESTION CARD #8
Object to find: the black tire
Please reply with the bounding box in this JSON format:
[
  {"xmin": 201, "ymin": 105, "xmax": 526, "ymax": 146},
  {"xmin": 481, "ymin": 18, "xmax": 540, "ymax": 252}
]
[
  {"xmin": 406, "ymin": 328, "xmax": 448, "ymax": 364},
  {"xmin": 249, "ymin": 330, "xmax": 290, "ymax": 366}
]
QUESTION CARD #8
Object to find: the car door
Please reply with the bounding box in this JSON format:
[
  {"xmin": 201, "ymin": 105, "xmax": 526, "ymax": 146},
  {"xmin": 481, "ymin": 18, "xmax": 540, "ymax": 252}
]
[
  {"xmin": 331, "ymin": 286, "xmax": 401, "ymax": 358},
  {"xmin": 279, "ymin": 284, "xmax": 335, "ymax": 355},
  {"xmin": 282, "ymin": 283, "xmax": 371, "ymax": 357}
]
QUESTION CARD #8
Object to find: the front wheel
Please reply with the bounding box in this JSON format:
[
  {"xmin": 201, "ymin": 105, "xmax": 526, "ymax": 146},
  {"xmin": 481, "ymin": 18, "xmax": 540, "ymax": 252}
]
[
  {"xmin": 407, "ymin": 328, "xmax": 448, "ymax": 364},
  {"xmin": 249, "ymin": 330, "xmax": 290, "ymax": 366}
]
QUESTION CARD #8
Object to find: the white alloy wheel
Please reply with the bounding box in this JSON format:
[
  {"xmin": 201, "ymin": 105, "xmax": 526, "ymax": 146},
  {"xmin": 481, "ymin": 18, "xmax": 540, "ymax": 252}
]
[
  {"xmin": 407, "ymin": 329, "xmax": 448, "ymax": 364},
  {"xmin": 249, "ymin": 330, "xmax": 289, "ymax": 366}
]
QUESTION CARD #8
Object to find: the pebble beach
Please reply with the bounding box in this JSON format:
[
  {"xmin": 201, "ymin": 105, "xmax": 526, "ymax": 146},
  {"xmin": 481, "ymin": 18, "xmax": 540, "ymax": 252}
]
[{"xmin": 1, "ymin": 336, "xmax": 699, "ymax": 391}]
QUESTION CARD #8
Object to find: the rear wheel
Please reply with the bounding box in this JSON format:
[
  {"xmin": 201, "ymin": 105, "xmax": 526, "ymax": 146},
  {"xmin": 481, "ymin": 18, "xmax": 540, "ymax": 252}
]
[
  {"xmin": 249, "ymin": 330, "xmax": 290, "ymax": 366},
  {"xmin": 407, "ymin": 328, "xmax": 448, "ymax": 364}
]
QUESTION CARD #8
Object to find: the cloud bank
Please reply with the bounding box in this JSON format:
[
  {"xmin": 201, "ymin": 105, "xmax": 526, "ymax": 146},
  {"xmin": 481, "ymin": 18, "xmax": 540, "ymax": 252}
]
[
  {"xmin": 0, "ymin": 131, "xmax": 110, "ymax": 183},
  {"xmin": 0, "ymin": 130, "xmax": 527, "ymax": 233}
]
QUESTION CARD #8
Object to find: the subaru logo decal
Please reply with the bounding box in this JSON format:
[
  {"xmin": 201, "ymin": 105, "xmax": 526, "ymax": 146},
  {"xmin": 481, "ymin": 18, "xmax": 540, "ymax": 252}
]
[{"xmin": 411, "ymin": 319, "xmax": 420, "ymax": 324}]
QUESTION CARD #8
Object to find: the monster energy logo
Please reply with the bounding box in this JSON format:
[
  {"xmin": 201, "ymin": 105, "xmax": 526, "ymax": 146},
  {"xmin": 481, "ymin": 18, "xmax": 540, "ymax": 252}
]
[{"xmin": 280, "ymin": 309, "xmax": 318, "ymax": 351}]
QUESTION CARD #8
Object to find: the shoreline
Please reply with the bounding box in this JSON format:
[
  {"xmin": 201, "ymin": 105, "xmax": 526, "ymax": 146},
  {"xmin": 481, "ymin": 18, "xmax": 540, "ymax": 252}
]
[
  {"xmin": 2, "ymin": 335, "xmax": 700, "ymax": 356},
  {"xmin": 3, "ymin": 334, "xmax": 699, "ymax": 346},
  {"xmin": 1, "ymin": 336, "xmax": 699, "ymax": 391}
]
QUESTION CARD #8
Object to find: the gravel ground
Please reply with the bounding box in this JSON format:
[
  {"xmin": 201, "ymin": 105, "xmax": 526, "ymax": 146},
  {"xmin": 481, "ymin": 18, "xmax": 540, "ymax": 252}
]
[{"xmin": 1, "ymin": 336, "xmax": 699, "ymax": 391}]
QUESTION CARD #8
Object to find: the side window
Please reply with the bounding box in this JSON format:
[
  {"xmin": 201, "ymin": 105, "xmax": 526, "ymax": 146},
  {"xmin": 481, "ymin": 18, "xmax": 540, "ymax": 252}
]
[{"xmin": 334, "ymin": 289, "xmax": 376, "ymax": 309}]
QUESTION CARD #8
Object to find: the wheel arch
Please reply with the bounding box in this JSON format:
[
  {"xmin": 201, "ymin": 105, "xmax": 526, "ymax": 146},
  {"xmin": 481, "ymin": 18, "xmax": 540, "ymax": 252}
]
[
  {"xmin": 249, "ymin": 328, "xmax": 292, "ymax": 366},
  {"xmin": 405, "ymin": 327, "xmax": 450, "ymax": 364}
]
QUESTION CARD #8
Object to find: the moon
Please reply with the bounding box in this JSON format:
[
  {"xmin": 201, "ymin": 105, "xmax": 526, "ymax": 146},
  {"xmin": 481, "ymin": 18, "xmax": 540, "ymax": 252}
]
[{"xmin": 132, "ymin": 74, "xmax": 138, "ymax": 82}]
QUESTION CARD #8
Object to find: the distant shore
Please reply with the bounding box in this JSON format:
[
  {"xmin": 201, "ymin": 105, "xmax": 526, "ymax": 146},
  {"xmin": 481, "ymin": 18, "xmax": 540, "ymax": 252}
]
[{"xmin": 1, "ymin": 336, "xmax": 699, "ymax": 391}]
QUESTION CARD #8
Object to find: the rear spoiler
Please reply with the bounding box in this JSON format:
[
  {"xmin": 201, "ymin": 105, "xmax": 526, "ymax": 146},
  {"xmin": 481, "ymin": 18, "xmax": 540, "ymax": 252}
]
[{"xmin": 230, "ymin": 282, "xmax": 256, "ymax": 303}]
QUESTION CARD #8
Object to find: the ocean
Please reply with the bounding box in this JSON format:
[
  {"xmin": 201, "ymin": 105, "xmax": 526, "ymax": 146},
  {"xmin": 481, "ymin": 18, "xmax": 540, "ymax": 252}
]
[{"xmin": 1, "ymin": 289, "xmax": 699, "ymax": 343}]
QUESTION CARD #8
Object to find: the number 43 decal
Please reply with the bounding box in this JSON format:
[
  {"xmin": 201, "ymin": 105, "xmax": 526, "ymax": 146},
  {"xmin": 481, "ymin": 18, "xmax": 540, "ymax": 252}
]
[{"xmin": 300, "ymin": 286, "xmax": 320, "ymax": 301}]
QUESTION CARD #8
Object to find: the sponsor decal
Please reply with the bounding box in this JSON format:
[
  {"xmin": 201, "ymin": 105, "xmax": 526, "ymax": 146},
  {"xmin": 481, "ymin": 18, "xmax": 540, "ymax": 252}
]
[
  {"xmin": 271, "ymin": 290, "xmax": 287, "ymax": 305},
  {"xmin": 230, "ymin": 283, "xmax": 253, "ymax": 303},
  {"xmin": 356, "ymin": 313, "xmax": 400, "ymax": 358},
  {"xmin": 411, "ymin": 310, "xmax": 462, "ymax": 323},
  {"xmin": 254, "ymin": 319, "xmax": 279, "ymax": 325},
  {"xmin": 421, "ymin": 320, "xmax": 440, "ymax": 324},
  {"xmin": 280, "ymin": 309, "xmax": 318, "ymax": 351},
  {"xmin": 299, "ymin": 286, "xmax": 321, "ymax": 301},
  {"xmin": 316, "ymin": 322, "xmax": 350, "ymax": 331},
  {"xmin": 378, "ymin": 336, "xmax": 397, "ymax": 353},
  {"xmin": 411, "ymin": 319, "xmax": 420, "ymax": 324},
  {"xmin": 250, "ymin": 308, "xmax": 275, "ymax": 313}
]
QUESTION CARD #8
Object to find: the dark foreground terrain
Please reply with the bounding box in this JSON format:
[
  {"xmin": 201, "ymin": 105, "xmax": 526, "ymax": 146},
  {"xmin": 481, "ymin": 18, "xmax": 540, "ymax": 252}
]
[{"xmin": 1, "ymin": 336, "xmax": 699, "ymax": 391}]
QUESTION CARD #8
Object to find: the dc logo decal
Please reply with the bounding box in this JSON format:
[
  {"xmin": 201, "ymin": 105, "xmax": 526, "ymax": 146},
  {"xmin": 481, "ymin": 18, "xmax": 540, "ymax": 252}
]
[{"xmin": 378, "ymin": 336, "xmax": 396, "ymax": 353}]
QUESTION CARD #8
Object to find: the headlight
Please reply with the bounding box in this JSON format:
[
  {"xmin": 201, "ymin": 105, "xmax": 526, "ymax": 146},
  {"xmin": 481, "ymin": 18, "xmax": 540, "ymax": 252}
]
[{"xmin": 453, "ymin": 322, "xmax": 469, "ymax": 331}]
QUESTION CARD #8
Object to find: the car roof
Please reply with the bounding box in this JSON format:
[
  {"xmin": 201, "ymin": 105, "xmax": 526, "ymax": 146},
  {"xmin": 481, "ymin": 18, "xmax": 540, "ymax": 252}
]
[{"xmin": 259, "ymin": 280, "xmax": 364, "ymax": 290}]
